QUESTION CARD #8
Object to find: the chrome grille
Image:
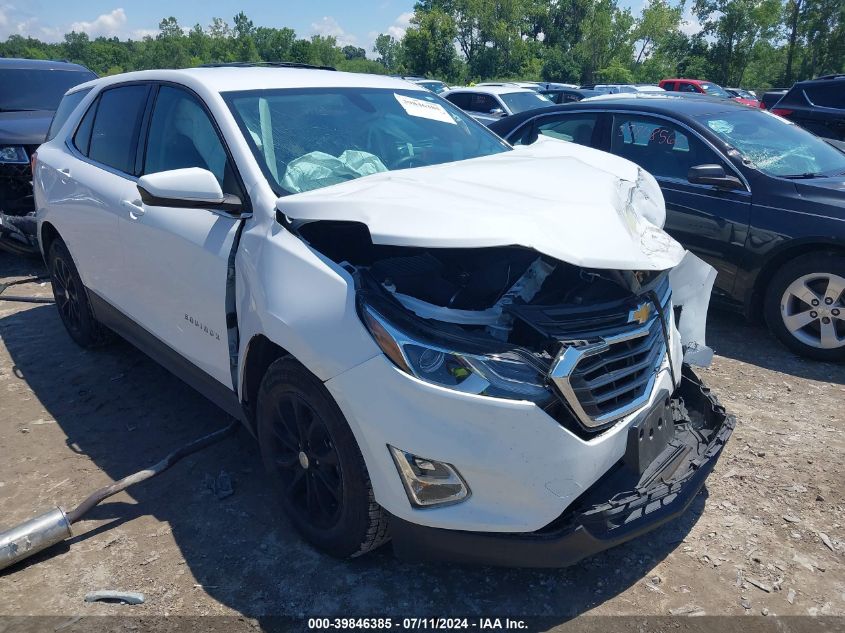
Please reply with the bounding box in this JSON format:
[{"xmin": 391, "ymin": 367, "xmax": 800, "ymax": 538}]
[{"xmin": 550, "ymin": 282, "xmax": 671, "ymax": 430}]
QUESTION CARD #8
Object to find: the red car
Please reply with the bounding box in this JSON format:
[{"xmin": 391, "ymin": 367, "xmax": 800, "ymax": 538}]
[{"xmin": 658, "ymin": 78, "xmax": 759, "ymax": 107}]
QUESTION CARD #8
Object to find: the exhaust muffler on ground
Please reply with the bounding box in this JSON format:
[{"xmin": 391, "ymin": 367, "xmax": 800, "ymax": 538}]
[
  {"xmin": 0, "ymin": 507, "xmax": 73, "ymax": 570},
  {"xmin": 0, "ymin": 421, "xmax": 237, "ymax": 572}
]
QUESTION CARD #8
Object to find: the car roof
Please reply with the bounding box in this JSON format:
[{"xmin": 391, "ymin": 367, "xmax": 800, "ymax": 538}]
[
  {"xmin": 446, "ymin": 85, "xmax": 534, "ymax": 95},
  {"xmin": 542, "ymin": 87, "xmax": 598, "ymax": 95},
  {"xmin": 0, "ymin": 57, "xmax": 93, "ymax": 72},
  {"xmin": 70, "ymin": 66, "xmax": 426, "ymax": 96},
  {"xmin": 661, "ymin": 78, "xmax": 708, "ymax": 84},
  {"xmin": 795, "ymin": 75, "xmax": 845, "ymax": 86},
  {"xmin": 490, "ymin": 93, "xmax": 747, "ymax": 131}
]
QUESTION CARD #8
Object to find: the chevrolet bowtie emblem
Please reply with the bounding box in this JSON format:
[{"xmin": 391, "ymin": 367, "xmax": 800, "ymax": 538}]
[{"xmin": 629, "ymin": 302, "xmax": 652, "ymax": 325}]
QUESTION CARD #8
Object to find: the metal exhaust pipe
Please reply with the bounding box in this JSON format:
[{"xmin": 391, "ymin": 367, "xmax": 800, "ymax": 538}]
[
  {"xmin": 0, "ymin": 421, "xmax": 237, "ymax": 573},
  {"xmin": 0, "ymin": 507, "xmax": 72, "ymax": 571}
]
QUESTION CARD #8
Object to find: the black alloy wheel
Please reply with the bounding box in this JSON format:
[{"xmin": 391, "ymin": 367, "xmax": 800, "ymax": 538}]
[
  {"xmin": 47, "ymin": 239, "xmax": 111, "ymax": 348},
  {"xmin": 256, "ymin": 357, "xmax": 390, "ymax": 558},
  {"xmin": 269, "ymin": 393, "xmax": 343, "ymax": 530}
]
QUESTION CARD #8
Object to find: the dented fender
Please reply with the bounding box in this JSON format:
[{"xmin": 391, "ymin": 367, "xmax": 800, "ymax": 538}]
[{"xmin": 669, "ymin": 252, "xmax": 718, "ymax": 367}]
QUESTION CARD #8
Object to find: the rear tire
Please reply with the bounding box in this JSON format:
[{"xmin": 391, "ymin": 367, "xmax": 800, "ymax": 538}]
[
  {"xmin": 764, "ymin": 253, "xmax": 845, "ymax": 362},
  {"xmin": 47, "ymin": 238, "xmax": 112, "ymax": 348},
  {"xmin": 256, "ymin": 357, "xmax": 390, "ymax": 558}
]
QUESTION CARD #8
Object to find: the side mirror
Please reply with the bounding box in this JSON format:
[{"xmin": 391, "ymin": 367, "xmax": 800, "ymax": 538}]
[
  {"xmin": 137, "ymin": 168, "xmax": 242, "ymax": 212},
  {"xmin": 687, "ymin": 164, "xmax": 744, "ymax": 190},
  {"xmin": 489, "ymin": 107, "xmax": 506, "ymax": 117}
]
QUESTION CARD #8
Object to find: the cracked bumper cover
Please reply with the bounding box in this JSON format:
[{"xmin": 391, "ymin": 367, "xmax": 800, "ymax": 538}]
[{"xmin": 391, "ymin": 366, "xmax": 735, "ymax": 567}]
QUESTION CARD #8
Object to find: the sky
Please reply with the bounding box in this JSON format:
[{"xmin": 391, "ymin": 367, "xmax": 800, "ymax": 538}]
[{"xmin": 0, "ymin": 1, "xmax": 702, "ymax": 56}]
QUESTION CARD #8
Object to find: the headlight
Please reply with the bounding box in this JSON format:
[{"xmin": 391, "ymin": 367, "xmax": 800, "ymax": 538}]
[
  {"xmin": 0, "ymin": 146, "xmax": 28, "ymax": 164},
  {"xmin": 360, "ymin": 302, "xmax": 553, "ymax": 404}
]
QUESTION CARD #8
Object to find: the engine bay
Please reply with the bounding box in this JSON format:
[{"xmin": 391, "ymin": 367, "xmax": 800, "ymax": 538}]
[{"xmin": 297, "ymin": 220, "xmax": 668, "ymax": 361}]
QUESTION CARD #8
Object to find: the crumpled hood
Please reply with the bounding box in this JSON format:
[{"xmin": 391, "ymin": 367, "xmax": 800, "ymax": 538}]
[{"xmin": 277, "ymin": 137, "xmax": 685, "ymax": 271}]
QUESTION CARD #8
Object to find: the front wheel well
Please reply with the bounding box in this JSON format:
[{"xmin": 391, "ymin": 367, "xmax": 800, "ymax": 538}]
[
  {"xmin": 39, "ymin": 221, "xmax": 61, "ymax": 262},
  {"xmin": 241, "ymin": 334, "xmax": 291, "ymax": 428},
  {"xmin": 750, "ymin": 243, "xmax": 845, "ymax": 320}
]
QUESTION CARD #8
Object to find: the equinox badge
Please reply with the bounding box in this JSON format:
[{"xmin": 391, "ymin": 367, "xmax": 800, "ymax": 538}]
[{"xmin": 629, "ymin": 302, "xmax": 652, "ymax": 325}]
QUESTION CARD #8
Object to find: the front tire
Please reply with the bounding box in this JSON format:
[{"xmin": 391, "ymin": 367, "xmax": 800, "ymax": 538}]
[
  {"xmin": 764, "ymin": 253, "xmax": 845, "ymax": 361},
  {"xmin": 256, "ymin": 357, "xmax": 390, "ymax": 558},
  {"xmin": 47, "ymin": 238, "xmax": 112, "ymax": 348}
]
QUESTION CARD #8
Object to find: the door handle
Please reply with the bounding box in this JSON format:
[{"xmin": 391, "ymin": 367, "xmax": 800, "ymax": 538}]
[{"xmin": 120, "ymin": 199, "xmax": 145, "ymax": 219}]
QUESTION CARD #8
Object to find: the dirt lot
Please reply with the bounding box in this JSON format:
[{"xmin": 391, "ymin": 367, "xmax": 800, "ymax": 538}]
[{"xmin": 0, "ymin": 250, "xmax": 843, "ymax": 622}]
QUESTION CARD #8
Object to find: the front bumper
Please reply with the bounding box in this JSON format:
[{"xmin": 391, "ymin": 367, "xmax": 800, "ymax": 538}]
[{"xmin": 390, "ymin": 366, "xmax": 734, "ymax": 567}]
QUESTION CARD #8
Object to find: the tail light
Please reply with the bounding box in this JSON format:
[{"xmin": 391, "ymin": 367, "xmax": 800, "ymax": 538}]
[{"xmin": 770, "ymin": 108, "xmax": 793, "ymax": 117}]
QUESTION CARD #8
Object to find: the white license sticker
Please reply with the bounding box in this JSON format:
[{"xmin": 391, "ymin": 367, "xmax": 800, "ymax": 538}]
[{"xmin": 394, "ymin": 93, "xmax": 456, "ymax": 124}]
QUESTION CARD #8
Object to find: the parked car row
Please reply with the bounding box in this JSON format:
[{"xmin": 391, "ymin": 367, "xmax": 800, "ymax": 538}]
[
  {"xmin": 32, "ymin": 63, "xmax": 735, "ymax": 567},
  {"xmin": 442, "ymin": 74, "xmax": 843, "ymax": 143}
]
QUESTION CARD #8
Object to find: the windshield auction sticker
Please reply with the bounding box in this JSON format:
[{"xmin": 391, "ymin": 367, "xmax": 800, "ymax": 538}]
[{"xmin": 395, "ymin": 93, "xmax": 456, "ymax": 124}]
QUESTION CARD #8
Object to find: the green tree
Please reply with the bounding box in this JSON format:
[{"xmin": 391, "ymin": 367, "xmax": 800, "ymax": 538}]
[
  {"xmin": 373, "ymin": 33, "xmax": 402, "ymax": 71},
  {"xmin": 694, "ymin": 0, "xmax": 782, "ymax": 85},
  {"xmin": 308, "ymin": 35, "xmax": 344, "ymax": 67},
  {"xmin": 342, "ymin": 45, "xmax": 366, "ymax": 60},
  {"xmin": 402, "ymin": 8, "xmax": 460, "ymax": 80},
  {"xmin": 632, "ymin": 0, "xmax": 684, "ymax": 64},
  {"xmin": 254, "ymin": 27, "xmax": 295, "ymax": 61},
  {"xmin": 231, "ymin": 12, "xmax": 259, "ymax": 61}
]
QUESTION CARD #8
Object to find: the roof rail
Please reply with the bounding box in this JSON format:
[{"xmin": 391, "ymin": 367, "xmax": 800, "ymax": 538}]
[
  {"xmin": 197, "ymin": 61, "xmax": 336, "ymax": 71},
  {"xmin": 815, "ymin": 73, "xmax": 845, "ymax": 80}
]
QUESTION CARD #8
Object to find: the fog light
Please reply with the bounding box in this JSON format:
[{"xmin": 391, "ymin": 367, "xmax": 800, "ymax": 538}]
[{"xmin": 388, "ymin": 445, "xmax": 470, "ymax": 508}]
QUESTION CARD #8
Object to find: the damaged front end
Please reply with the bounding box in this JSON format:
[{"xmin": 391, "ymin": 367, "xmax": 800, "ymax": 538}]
[
  {"xmin": 300, "ymin": 221, "xmax": 716, "ymax": 438},
  {"xmin": 390, "ymin": 367, "xmax": 735, "ymax": 567},
  {"xmin": 278, "ymin": 137, "xmax": 733, "ymax": 564},
  {"xmin": 297, "ymin": 221, "xmax": 734, "ymax": 565}
]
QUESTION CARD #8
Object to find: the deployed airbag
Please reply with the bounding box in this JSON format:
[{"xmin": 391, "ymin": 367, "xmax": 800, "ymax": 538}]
[{"xmin": 282, "ymin": 150, "xmax": 387, "ymax": 193}]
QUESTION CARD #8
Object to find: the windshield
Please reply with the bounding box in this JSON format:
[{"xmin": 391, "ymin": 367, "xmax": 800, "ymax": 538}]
[
  {"xmin": 224, "ymin": 87, "xmax": 509, "ymax": 195},
  {"xmin": 700, "ymin": 109, "xmax": 845, "ymax": 177},
  {"xmin": 699, "ymin": 82, "xmax": 731, "ymax": 98},
  {"xmin": 0, "ymin": 69, "xmax": 96, "ymax": 112},
  {"xmin": 499, "ymin": 91, "xmax": 552, "ymax": 114},
  {"xmin": 418, "ymin": 81, "xmax": 447, "ymax": 94}
]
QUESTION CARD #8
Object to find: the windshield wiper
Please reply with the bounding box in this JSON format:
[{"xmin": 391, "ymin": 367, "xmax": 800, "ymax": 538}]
[
  {"xmin": 782, "ymin": 172, "xmax": 824, "ymax": 179},
  {"xmin": 0, "ymin": 108, "xmax": 39, "ymax": 113}
]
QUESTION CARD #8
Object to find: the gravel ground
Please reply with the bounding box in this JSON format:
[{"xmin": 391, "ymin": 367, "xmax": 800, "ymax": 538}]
[{"xmin": 0, "ymin": 251, "xmax": 842, "ymax": 621}]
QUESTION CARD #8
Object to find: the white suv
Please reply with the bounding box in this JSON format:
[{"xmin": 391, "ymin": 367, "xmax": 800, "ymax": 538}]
[{"xmin": 33, "ymin": 64, "xmax": 733, "ymax": 566}]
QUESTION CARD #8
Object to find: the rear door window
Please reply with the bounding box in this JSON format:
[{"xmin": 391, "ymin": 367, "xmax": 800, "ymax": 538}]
[
  {"xmin": 445, "ymin": 92, "xmax": 471, "ymax": 110},
  {"xmin": 72, "ymin": 99, "xmax": 97, "ymax": 155},
  {"xmin": 805, "ymin": 83, "xmax": 845, "ymax": 108},
  {"xmin": 535, "ymin": 113, "xmax": 600, "ymax": 146},
  {"xmin": 467, "ymin": 93, "xmax": 499, "ymax": 113},
  {"xmin": 610, "ymin": 114, "xmax": 720, "ymax": 181},
  {"xmin": 47, "ymin": 89, "xmax": 91, "ymax": 141},
  {"xmin": 88, "ymin": 85, "xmax": 150, "ymax": 174},
  {"xmin": 679, "ymin": 82, "xmax": 699, "ymax": 93}
]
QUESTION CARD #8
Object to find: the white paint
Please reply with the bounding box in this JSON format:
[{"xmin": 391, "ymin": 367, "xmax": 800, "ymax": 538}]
[
  {"xmin": 279, "ymin": 136, "xmax": 683, "ymax": 271},
  {"xmin": 137, "ymin": 168, "xmax": 224, "ymax": 203}
]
